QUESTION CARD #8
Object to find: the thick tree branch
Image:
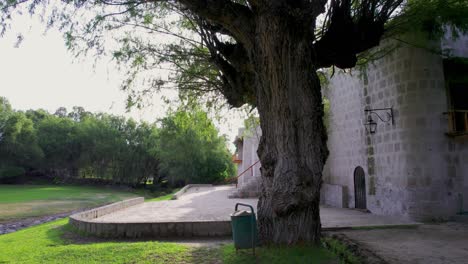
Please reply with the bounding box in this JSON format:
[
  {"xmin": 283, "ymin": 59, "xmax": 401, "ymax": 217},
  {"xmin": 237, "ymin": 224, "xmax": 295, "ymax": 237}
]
[
  {"xmin": 176, "ymin": 0, "xmax": 255, "ymax": 48},
  {"xmin": 196, "ymin": 18, "xmax": 256, "ymax": 107},
  {"xmin": 213, "ymin": 54, "xmax": 255, "ymax": 107}
]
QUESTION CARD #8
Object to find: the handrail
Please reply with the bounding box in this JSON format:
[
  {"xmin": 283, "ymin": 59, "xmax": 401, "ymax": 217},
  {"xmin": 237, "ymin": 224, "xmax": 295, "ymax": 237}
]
[{"xmin": 235, "ymin": 160, "xmax": 260, "ymax": 188}]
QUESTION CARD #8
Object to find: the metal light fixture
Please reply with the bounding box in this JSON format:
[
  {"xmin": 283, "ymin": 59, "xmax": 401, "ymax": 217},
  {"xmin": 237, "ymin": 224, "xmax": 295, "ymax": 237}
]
[
  {"xmin": 365, "ymin": 115, "xmax": 378, "ymax": 134},
  {"xmin": 364, "ymin": 107, "xmax": 394, "ymax": 134}
]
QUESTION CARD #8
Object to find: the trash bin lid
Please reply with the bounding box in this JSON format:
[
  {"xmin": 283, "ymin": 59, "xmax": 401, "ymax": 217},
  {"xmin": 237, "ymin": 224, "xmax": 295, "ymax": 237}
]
[{"xmin": 231, "ymin": 210, "xmax": 252, "ymax": 217}]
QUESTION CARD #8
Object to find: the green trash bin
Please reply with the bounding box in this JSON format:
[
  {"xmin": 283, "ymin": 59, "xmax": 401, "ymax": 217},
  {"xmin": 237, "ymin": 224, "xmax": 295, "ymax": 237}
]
[{"xmin": 231, "ymin": 203, "xmax": 257, "ymax": 255}]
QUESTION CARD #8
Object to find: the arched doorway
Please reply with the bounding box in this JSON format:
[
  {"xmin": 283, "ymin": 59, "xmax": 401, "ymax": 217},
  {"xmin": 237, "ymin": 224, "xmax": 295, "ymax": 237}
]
[{"xmin": 354, "ymin": 166, "xmax": 367, "ymax": 209}]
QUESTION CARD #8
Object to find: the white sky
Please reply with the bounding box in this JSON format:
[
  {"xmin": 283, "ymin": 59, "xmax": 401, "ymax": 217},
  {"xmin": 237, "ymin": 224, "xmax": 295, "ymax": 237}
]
[{"xmin": 0, "ymin": 15, "xmax": 245, "ymax": 150}]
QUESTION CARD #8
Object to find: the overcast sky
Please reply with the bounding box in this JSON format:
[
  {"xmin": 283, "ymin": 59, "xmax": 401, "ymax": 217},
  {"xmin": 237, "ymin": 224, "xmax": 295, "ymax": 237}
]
[{"xmin": 0, "ymin": 15, "xmax": 244, "ymax": 149}]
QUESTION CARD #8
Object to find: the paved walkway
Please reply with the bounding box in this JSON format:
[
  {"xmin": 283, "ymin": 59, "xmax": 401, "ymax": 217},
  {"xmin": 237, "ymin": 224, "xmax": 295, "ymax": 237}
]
[
  {"xmin": 330, "ymin": 222, "xmax": 468, "ymax": 264},
  {"xmin": 93, "ymin": 185, "xmax": 417, "ymax": 229}
]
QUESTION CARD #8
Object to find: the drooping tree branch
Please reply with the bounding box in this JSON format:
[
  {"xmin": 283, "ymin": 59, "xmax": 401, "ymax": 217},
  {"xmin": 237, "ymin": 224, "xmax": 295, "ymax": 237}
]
[
  {"xmin": 314, "ymin": 0, "xmax": 404, "ymax": 69},
  {"xmin": 196, "ymin": 17, "xmax": 256, "ymax": 107}
]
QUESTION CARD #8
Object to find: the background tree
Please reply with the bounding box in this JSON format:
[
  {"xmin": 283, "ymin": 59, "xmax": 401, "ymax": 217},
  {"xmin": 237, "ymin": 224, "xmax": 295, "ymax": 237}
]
[
  {"xmin": 158, "ymin": 105, "xmax": 235, "ymax": 186},
  {"xmin": 0, "ymin": 97, "xmax": 12, "ymax": 143},
  {"xmin": 0, "ymin": 104, "xmax": 43, "ymax": 181},
  {"xmin": 0, "ymin": 99, "xmax": 231, "ymax": 187},
  {"xmin": 36, "ymin": 114, "xmax": 81, "ymax": 179},
  {"xmin": 2, "ymin": 0, "xmax": 468, "ymax": 245}
]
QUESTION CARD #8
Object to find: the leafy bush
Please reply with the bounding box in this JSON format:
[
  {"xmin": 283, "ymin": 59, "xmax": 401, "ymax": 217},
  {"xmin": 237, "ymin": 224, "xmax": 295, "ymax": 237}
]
[
  {"xmin": 158, "ymin": 106, "xmax": 235, "ymax": 186},
  {"xmin": 0, "ymin": 166, "xmax": 25, "ymax": 180}
]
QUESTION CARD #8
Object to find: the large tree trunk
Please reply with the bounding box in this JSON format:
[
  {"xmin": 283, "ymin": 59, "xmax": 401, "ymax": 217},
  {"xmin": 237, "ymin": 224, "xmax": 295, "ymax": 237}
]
[{"xmin": 253, "ymin": 13, "xmax": 329, "ymax": 245}]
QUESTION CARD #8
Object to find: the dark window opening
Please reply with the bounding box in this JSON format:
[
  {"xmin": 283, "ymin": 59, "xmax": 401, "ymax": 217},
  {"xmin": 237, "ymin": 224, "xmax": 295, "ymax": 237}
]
[
  {"xmin": 448, "ymin": 82, "xmax": 468, "ymax": 133},
  {"xmin": 444, "ymin": 59, "xmax": 468, "ymax": 135}
]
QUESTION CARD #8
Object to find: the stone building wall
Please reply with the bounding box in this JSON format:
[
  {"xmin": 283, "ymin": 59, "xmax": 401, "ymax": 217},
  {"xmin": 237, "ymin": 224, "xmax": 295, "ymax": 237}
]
[
  {"xmin": 442, "ymin": 34, "xmax": 468, "ymax": 213},
  {"xmin": 230, "ymin": 35, "xmax": 468, "ymax": 219},
  {"xmin": 324, "ymin": 36, "xmax": 468, "ymax": 220},
  {"xmin": 237, "ymin": 126, "xmax": 261, "ymax": 187},
  {"xmin": 231, "ymin": 126, "xmax": 262, "ymax": 198}
]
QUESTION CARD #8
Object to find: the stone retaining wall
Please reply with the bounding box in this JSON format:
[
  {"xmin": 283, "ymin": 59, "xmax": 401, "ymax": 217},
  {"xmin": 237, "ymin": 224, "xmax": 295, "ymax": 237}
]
[
  {"xmin": 172, "ymin": 184, "xmax": 213, "ymax": 200},
  {"xmin": 70, "ymin": 197, "xmax": 144, "ymax": 222},
  {"xmin": 69, "ymin": 196, "xmax": 232, "ymax": 238}
]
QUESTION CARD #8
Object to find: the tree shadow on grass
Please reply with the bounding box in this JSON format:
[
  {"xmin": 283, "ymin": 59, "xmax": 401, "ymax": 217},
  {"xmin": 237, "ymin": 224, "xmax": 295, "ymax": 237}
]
[
  {"xmin": 46, "ymin": 223, "xmax": 340, "ymax": 264},
  {"xmin": 188, "ymin": 244, "xmax": 341, "ymax": 264}
]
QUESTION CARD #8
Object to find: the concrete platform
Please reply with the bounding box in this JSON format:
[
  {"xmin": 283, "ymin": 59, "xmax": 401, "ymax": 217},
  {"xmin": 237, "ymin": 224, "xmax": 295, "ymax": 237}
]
[
  {"xmin": 71, "ymin": 185, "xmax": 418, "ymax": 238},
  {"xmin": 93, "ymin": 185, "xmax": 257, "ymax": 223},
  {"xmin": 329, "ymin": 222, "xmax": 468, "ymax": 264}
]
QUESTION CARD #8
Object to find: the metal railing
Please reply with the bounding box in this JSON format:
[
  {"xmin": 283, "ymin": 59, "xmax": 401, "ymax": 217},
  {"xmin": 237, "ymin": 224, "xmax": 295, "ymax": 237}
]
[{"xmin": 234, "ymin": 160, "xmax": 260, "ymax": 188}]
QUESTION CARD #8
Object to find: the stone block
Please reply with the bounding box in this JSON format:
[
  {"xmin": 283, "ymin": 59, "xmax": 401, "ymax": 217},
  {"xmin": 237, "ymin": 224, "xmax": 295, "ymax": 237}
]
[
  {"xmin": 90, "ymin": 222, "xmax": 97, "ymax": 235},
  {"xmin": 175, "ymin": 223, "xmax": 184, "ymax": 237},
  {"xmin": 150, "ymin": 224, "xmax": 160, "ymax": 237},
  {"xmin": 167, "ymin": 223, "xmax": 177, "ymax": 237},
  {"xmin": 407, "ymin": 176, "xmax": 418, "ymax": 188},
  {"xmin": 159, "ymin": 224, "xmax": 168, "ymax": 237},
  {"xmin": 192, "ymin": 222, "xmax": 211, "ymax": 237},
  {"xmin": 133, "ymin": 224, "xmax": 151, "ymax": 238},
  {"xmin": 96, "ymin": 224, "xmax": 106, "ymax": 237},
  {"xmin": 183, "ymin": 223, "xmax": 193, "ymax": 238},
  {"xmin": 105, "ymin": 224, "xmax": 117, "ymax": 238},
  {"xmin": 116, "ymin": 223, "xmax": 127, "ymax": 237},
  {"xmin": 124, "ymin": 224, "xmax": 136, "ymax": 238},
  {"xmin": 320, "ymin": 183, "xmax": 348, "ymax": 208},
  {"xmin": 215, "ymin": 222, "xmax": 229, "ymax": 236}
]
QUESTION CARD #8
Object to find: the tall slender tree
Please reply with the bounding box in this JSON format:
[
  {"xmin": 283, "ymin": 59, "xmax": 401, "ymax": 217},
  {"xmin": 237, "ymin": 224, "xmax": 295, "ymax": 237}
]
[{"xmin": 2, "ymin": 0, "xmax": 467, "ymax": 244}]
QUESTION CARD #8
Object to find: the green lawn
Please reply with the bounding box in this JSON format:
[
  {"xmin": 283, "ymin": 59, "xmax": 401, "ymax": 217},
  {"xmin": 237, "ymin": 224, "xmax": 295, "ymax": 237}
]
[
  {"xmin": 0, "ymin": 219, "xmax": 339, "ymax": 264},
  {"xmin": 0, "ymin": 185, "xmax": 342, "ymax": 263},
  {"xmin": 0, "ymin": 185, "xmax": 140, "ymax": 222},
  {"xmin": 145, "ymin": 188, "xmax": 180, "ymax": 202}
]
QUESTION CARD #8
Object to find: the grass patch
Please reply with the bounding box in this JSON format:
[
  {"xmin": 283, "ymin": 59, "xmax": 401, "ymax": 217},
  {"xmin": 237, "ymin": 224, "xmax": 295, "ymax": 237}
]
[
  {"xmin": 219, "ymin": 244, "xmax": 338, "ymax": 264},
  {"xmin": 0, "ymin": 185, "xmax": 141, "ymax": 222},
  {"xmin": 0, "ymin": 218, "xmax": 341, "ymax": 264},
  {"xmin": 0, "ymin": 185, "xmax": 136, "ymax": 204},
  {"xmin": 322, "ymin": 236, "xmax": 362, "ymax": 264},
  {"xmin": 0, "ymin": 219, "xmax": 191, "ymax": 264},
  {"xmin": 0, "ymin": 184, "xmax": 183, "ymax": 222},
  {"xmin": 145, "ymin": 189, "xmax": 180, "ymax": 202}
]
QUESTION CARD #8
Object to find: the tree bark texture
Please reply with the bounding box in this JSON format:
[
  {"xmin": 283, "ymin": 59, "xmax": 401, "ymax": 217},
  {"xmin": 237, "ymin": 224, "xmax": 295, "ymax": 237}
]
[{"xmin": 252, "ymin": 13, "xmax": 328, "ymax": 245}]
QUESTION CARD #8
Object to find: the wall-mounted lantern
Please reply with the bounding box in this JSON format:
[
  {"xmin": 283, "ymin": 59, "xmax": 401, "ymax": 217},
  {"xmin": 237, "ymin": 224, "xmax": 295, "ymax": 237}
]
[{"xmin": 364, "ymin": 107, "xmax": 394, "ymax": 134}]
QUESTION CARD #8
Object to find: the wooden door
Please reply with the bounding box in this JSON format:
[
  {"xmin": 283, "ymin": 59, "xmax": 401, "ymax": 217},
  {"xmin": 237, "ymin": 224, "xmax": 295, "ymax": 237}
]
[{"xmin": 354, "ymin": 166, "xmax": 367, "ymax": 209}]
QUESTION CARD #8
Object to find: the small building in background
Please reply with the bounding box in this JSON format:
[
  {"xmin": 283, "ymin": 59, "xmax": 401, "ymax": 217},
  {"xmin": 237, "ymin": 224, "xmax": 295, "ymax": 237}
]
[{"xmin": 229, "ymin": 127, "xmax": 262, "ymax": 198}]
